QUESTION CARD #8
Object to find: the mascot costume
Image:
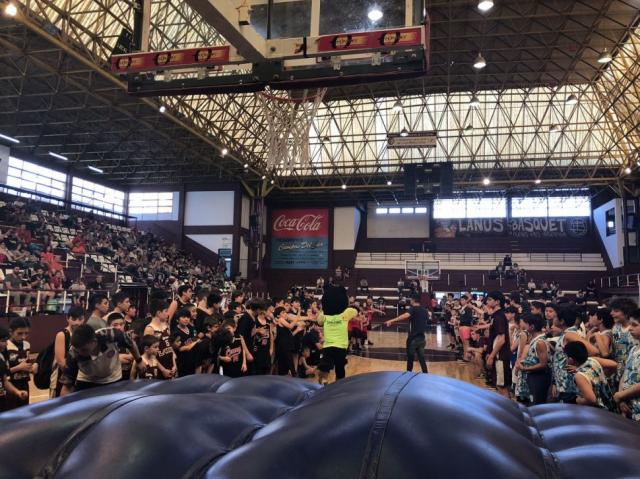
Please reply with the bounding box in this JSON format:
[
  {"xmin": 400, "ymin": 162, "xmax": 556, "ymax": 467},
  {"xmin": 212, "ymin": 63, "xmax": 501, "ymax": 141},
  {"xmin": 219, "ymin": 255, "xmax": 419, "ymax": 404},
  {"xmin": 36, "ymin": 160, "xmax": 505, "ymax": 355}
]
[{"xmin": 317, "ymin": 284, "xmax": 358, "ymax": 383}]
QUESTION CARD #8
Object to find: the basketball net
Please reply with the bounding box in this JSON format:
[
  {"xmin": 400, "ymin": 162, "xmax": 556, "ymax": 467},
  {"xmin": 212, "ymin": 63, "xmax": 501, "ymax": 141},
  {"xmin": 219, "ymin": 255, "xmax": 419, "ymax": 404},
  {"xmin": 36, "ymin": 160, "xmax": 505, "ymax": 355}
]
[{"xmin": 256, "ymin": 88, "xmax": 326, "ymax": 171}]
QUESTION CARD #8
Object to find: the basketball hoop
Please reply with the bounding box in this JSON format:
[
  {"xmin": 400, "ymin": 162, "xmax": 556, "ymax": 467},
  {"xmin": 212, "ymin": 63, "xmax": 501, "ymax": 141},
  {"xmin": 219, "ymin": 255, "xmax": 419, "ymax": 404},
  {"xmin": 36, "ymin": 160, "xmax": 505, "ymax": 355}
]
[{"xmin": 256, "ymin": 88, "xmax": 326, "ymax": 172}]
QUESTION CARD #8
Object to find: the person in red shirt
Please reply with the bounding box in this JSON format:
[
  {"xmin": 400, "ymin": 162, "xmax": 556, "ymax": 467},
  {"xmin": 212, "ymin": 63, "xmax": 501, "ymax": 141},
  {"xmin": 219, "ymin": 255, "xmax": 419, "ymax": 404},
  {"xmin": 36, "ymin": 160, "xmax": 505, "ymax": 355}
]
[
  {"xmin": 15, "ymin": 224, "xmax": 32, "ymax": 245},
  {"xmin": 71, "ymin": 234, "xmax": 86, "ymax": 255},
  {"xmin": 348, "ymin": 309, "xmax": 365, "ymax": 353}
]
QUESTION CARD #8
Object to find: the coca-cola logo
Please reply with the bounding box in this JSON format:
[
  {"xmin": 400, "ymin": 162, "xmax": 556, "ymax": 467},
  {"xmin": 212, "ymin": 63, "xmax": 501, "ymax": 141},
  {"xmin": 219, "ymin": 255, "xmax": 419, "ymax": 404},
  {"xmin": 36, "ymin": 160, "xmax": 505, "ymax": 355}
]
[{"xmin": 273, "ymin": 214, "xmax": 323, "ymax": 232}]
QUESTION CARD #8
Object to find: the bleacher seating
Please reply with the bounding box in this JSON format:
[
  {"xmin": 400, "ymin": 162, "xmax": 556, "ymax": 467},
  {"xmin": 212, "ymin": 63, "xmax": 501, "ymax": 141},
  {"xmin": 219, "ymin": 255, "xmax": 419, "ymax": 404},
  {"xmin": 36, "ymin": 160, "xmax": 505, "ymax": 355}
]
[{"xmin": 355, "ymin": 252, "xmax": 606, "ymax": 272}]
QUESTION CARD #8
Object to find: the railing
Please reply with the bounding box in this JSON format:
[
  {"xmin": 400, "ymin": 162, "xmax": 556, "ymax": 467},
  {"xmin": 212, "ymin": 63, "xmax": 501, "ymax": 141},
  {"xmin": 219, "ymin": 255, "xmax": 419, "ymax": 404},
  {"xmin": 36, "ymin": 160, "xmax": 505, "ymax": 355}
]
[
  {"xmin": 597, "ymin": 273, "xmax": 640, "ymax": 290},
  {"xmin": 0, "ymin": 287, "xmax": 111, "ymax": 314},
  {"xmin": 360, "ymin": 251, "xmax": 601, "ymax": 264}
]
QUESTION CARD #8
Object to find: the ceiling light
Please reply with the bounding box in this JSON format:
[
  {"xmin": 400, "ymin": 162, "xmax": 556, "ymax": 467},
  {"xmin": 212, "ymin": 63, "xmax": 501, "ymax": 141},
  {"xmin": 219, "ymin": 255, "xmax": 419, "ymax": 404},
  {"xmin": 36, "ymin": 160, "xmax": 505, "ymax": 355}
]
[
  {"xmin": 392, "ymin": 99, "xmax": 403, "ymax": 112},
  {"xmin": 159, "ymin": 105, "xmax": 166, "ymax": 113},
  {"xmin": 88, "ymin": 166, "xmax": 103, "ymax": 174},
  {"xmin": 549, "ymin": 124, "xmax": 561, "ymax": 133},
  {"xmin": 261, "ymin": 175, "xmax": 266, "ymax": 180},
  {"xmin": 270, "ymin": 179, "xmax": 274, "ymax": 185},
  {"xmin": 243, "ymin": 163, "xmax": 249, "ymax": 169},
  {"xmin": 221, "ymin": 148, "xmax": 228, "ymax": 156},
  {"xmin": 387, "ymin": 180, "xmax": 392, "ymax": 186},
  {"xmin": 625, "ymin": 167, "xmax": 632, "ymax": 174},
  {"xmin": 597, "ymin": 49, "xmax": 612, "ymax": 64},
  {"xmin": 400, "ymin": 128, "xmax": 409, "ymax": 137},
  {"xmin": 469, "ymin": 95, "xmax": 480, "ymax": 107},
  {"xmin": 367, "ymin": 7, "xmax": 383, "ymax": 22},
  {"xmin": 0, "ymin": 133, "xmax": 19, "ymax": 144},
  {"xmin": 482, "ymin": 178, "xmax": 491, "ymax": 186},
  {"xmin": 478, "ymin": 0, "xmax": 494, "ymax": 12},
  {"xmin": 535, "ymin": 179, "xmax": 542, "ymax": 184},
  {"xmin": 4, "ymin": 3, "xmax": 17, "ymax": 16},
  {"xmin": 566, "ymin": 94, "xmax": 579, "ymax": 105},
  {"xmin": 341, "ymin": 184, "xmax": 347, "ymax": 190},
  {"xmin": 48, "ymin": 151, "xmax": 68, "ymax": 161},
  {"xmin": 473, "ymin": 52, "xmax": 486, "ymax": 70}
]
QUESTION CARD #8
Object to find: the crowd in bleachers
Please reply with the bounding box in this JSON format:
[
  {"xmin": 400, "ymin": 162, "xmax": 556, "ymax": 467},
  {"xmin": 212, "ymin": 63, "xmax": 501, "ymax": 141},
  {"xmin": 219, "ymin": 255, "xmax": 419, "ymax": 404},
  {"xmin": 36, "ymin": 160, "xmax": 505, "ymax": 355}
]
[
  {"xmin": 0, "ymin": 196, "xmax": 228, "ymax": 309},
  {"xmin": 444, "ymin": 291, "xmax": 640, "ymax": 421}
]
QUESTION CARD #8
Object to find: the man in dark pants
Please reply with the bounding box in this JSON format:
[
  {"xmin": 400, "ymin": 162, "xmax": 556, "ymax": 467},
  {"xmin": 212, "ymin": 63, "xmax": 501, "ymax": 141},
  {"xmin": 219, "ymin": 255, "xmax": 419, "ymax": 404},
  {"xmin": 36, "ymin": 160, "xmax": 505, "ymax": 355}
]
[{"xmin": 385, "ymin": 295, "xmax": 429, "ymax": 373}]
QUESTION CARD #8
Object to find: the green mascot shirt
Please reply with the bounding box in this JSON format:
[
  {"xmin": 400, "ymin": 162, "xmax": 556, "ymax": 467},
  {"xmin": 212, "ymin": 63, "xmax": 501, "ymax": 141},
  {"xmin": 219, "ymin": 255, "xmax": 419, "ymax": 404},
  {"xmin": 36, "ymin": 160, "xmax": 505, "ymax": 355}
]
[{"xmin": 318, "ymin": 307, "xmax": 358, "ymax": 350}]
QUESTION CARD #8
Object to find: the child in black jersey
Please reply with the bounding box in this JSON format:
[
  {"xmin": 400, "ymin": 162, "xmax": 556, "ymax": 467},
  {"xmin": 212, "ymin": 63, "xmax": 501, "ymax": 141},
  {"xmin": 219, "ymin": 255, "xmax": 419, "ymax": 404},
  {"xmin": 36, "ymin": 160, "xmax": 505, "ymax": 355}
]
[
  {"xmin": 174, "ymin": 308, "xmax": 200, "ymax": 377},
  {"xmin": 217, "ymin": 319, "xmax": 250, "ymax": 378},
  {"xmin": 6, "ymin": 318, "xmax": 33, "ymax": 410},
  {"xmin": 252, "ymin": 310, "xmax": 273, "ymax": 375},
  {"xmin": 194, "ymin": 317, "xmax": 221, "ymax": 374},
  {"xmin": 0, "ymin": 325, "xmax": 29, "ymax": 412},
  {"xmin": 297, "ymin": 346, "xmax": 317, "ymax": 379},
  {"xmin": 131, "ymin": 335, "xmax": 172, "ymax": 380}
]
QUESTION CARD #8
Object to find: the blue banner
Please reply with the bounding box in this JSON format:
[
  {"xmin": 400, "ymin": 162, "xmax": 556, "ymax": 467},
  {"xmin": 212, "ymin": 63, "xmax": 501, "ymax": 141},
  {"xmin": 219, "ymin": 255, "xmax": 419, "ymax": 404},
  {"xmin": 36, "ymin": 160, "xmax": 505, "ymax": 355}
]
[{"xmin": 271, "ymin": 237, "xmax": 328, "ymax": 269}]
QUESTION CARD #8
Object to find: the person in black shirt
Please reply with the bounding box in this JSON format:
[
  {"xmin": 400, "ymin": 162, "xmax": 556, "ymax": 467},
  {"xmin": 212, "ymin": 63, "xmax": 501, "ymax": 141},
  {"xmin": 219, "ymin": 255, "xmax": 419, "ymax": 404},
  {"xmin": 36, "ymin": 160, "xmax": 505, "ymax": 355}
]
[
  {"xmin": 385, "ymin": 295, "xmax": 429, "ymax": 373},
  {"xmin": 0, "ymin": 326, "xmax": 28, "ymax": 412},
  {"xmin": 174, "ymin": 308, "xmax": 200, "ymax": 377},
  {"xmin": 252, "ymin": 311, "xmax": 273, "ymax": 375},
  {"xmin": 194, "ymin": 317, "xmax": 222, "ymax": 374},
  {"xmin": 236, "ymin": 300, "xmax": 263, "ymax": 374}
]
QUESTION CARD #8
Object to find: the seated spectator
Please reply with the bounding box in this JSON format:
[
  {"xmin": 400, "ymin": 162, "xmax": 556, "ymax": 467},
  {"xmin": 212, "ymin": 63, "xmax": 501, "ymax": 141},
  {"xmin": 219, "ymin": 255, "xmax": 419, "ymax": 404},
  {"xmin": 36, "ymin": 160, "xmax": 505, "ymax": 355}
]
[
  {"xmin": 527, "ymin": 278, "xmax": 536, "ymax": 296},
  {"xmin": 586, "ymin": 280, "xmax": 597, "ymax": 298},
  {"xmin": 397, "ymin": 277, "xmax": 405, "ymax": 295},
  {"xmin": 503, "ymin": 254, "xmax": 512, "ymax": 268},
  {"xmin": 88, "ymin": 274, "xmax": 106, "ymax": 291},
  {"xmin": 4, "ymin": 266, "xmax": 25, "ymax": 306},
  {"xmin": 40, "ymin": 245, "xmax": 64, "ymax": 274},
  {"xmin": 71, "ymin": 233, "xmax": 86, "ymax": 255},
  {"xmin": 15, "ymin": 224, "xmax": 32, "ymax": 246},
  {"xmin": 359, "ymin": 277, "xmax": 369, "ymax": 293},
  {"xmin": 334, "ymin": 266, "xmax": 343, "ymax": 281}
]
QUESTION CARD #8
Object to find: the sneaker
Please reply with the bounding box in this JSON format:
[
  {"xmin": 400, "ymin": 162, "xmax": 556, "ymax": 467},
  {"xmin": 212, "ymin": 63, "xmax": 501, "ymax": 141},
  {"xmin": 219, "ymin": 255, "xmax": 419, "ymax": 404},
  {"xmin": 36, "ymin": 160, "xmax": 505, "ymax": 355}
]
[{"xmin": 367, "ymin": 340, "xmax": 374, "ymax": 346}]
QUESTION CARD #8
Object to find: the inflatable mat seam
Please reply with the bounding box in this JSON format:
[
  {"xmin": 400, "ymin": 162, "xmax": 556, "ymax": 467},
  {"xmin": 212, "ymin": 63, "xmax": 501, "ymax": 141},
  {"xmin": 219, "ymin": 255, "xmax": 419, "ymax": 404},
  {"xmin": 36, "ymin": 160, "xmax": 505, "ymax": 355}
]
[
  {"xmin": 358, "ymin": 371, "xmax": 418, "ymax": 479},
  {"xmin": 519, "ymin": 406, "xmax": 562, "ymax": 479},
  {"xmin": 35, "ymin": 393, "xmax": 153, "ymax": 479}
]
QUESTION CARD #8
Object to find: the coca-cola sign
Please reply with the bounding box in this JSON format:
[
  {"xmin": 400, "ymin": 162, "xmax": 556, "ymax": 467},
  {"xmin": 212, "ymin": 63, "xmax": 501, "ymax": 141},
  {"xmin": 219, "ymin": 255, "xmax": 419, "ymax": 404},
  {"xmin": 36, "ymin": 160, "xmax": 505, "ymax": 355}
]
[
  {"xmin": 273, "ymin": 214, "xmax": 323, "ymax": 233},
  {"xmin": 271, "ymin": 209, "xmax": 328, "ymax": 238},
  {"xmin": 271, "ymin": 208, "xmax": 329, "ymax": 269}
]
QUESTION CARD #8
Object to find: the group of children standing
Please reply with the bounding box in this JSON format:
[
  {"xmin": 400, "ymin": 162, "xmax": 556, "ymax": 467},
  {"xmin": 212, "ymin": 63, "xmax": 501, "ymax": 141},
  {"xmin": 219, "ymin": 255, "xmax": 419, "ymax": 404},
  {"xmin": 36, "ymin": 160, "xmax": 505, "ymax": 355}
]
[{"xmin": 448, "ymin": 292, "xmax": 640, "ymax": 422}]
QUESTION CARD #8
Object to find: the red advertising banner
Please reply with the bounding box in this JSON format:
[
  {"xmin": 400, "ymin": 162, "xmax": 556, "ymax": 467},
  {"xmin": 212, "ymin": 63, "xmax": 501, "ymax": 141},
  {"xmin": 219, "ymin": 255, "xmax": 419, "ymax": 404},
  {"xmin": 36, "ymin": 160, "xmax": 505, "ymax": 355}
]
[
  {"xmin": 111, "ymin": 46, "xmax": 231, "ymax": 74},
  {"xmin": 272, "ymin": 209, "xmax": 329, "ymax": 238},
  {"xmin": 316, "ymin": 27, "xmax": 423, "ymax": 53}
]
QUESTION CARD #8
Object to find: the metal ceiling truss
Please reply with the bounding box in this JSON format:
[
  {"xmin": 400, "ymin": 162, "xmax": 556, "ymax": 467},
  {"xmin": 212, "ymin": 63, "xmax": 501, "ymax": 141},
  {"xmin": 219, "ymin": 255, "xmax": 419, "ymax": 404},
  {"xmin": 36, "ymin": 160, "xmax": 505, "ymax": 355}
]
[{"xmin": 0, "ymin": 0, "xmax": 639, "ymax": 198}]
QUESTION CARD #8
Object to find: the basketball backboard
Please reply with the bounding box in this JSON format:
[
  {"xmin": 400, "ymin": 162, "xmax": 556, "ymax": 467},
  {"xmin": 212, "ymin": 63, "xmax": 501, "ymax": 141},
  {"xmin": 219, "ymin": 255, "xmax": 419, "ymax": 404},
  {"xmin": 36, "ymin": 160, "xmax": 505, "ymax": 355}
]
[{"xmin": 249, "ymin": 0, "xmax": 423, "ymax": 39}]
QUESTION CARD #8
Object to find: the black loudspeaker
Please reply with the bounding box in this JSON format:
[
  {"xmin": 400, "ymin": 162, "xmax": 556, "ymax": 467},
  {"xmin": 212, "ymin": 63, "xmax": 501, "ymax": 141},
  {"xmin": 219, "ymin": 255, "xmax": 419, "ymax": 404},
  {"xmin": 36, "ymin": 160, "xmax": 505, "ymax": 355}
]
[
  {"xmin": 404, "ymin": 164, "xmax": 417, "ymax": 197},
  {"xmin": 438, "ymin": 163, "xmax": 453, "ymax": 196}
]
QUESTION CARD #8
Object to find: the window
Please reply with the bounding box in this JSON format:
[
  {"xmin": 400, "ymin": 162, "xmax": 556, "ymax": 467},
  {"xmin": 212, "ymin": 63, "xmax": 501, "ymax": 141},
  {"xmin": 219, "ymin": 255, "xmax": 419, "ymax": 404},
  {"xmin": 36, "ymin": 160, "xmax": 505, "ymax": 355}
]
[
  {"xmin": 376, "ymin": 207, "xmax": 388, "ymax": 215},
  {"xmin": 511, "ymin": 197, "xmax": 548, "ymax": 217},
  {"xmin": 414, "ymin": 207, "xmax": 427, "ymax": 214},
  {"xmin": 433, "ymin": 199, "xmax": 466, "ymax": 218},
  {"xmin": 129, "ymin": 192, "xmax": 174, "ymax": 215},
  {"xmin": 466, "ymin": 198, "xmax": 507, "ymax": 218},
  {"xmin": 3, "ymin": 157, "xmax": 66, "ymax": 205},
  {"xmin": 71, "ymin": 177, "xmax": 125, "ymax": 218},
  {"xmin": 433, "ymin": 198, "xmax": 506, "ymax": 219},
  {"xmin": 547, "ymin": 196, "xmax": 590, "ymax": 217},
  {"xmin": 511, "ymin": 196, "xmax": 590, "ymax": 218},
  {"xmin": 402, "ymin": 207, "xmax": 414, "ymax": 214},
  {"xmin": 606, "ymin": 208, "xmax": 616, "ymax": 236},
  {"xmin": 388, "ymin": 207, "xmax": 401, "ymax": 214}
]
